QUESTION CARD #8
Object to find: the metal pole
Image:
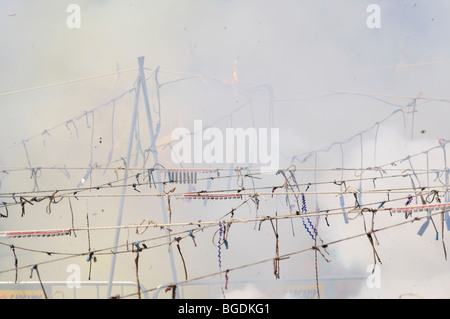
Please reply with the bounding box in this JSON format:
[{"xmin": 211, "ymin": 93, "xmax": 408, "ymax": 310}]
[
  {"xmin": 138, "ymin": 56, "xmax": 178, "ymax": 284},
  {"xmin": 106, "ymin": 68, "xmax": 141, "ymax": 299},
  {"xmin": 106, "ymin": 57, "xmax": 178, "ymax": 298}
]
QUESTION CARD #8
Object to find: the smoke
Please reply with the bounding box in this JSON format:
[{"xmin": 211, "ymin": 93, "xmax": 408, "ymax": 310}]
[
  {"xmin": 223, "ymin": 283, "xmax": 269, "ymax": 299},
  {"xmin": 309, "ymin": 125, "xmax": 450, "ymax": 299},
  {"xmin": 1, "ymin": 0, "xmax": 450, "ymax": 299}
]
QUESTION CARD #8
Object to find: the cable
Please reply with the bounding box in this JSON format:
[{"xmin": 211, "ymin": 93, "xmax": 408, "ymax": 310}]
[
  {"xmin": 0, "ymin": 202, "xmax": 443, "ymax": 278},
  {"xmin": 118, "ymin": 208, "xmax": 448, "ymax": 299},
  {"xmin": 0, "ymin": 190, "xmax": 428, "ymax": 258},
  {"xmin": 0, "ymin": 68, "xmax": 140, "ymax": 98}
]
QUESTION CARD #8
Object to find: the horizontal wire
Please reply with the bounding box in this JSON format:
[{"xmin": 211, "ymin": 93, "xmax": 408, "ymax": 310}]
[
  {"xmin": 0, "ymin": 190, "xmax": 427, "ymax": 238},
  {"xmin": 0, "ymin": 187, "xmax": 410, "ymax": 254},
  {"xmin": 0, "ymin": 187, "xmax": 444, "ymax": 200},
  {"xmin": 1, "ymin": 129, "xmax": 446, "ymax": 201},
  {"xmin": 0, "ymin": 223, "xmax": 217, "ymax": 273},
  {"xmin": 0, "ymin": 185, "xmax": 443, "ymax": 282},
  {"xmin": 0, "ymin": 200, "xmax": 441, "ymax": 278},
  {"xmin": 119, "ymin": 208, "xmax": 446, "ymax": 299},
  {"xmin": 0, "ymin": 160, "xmax": 443, "ymax": 198},
  {"xmin": 0, "ymin": 67, "xmax": 140, "ymax": 98},
  {"xmin": 0, "ymin": 207, "xmax": 409, "ymax": 235},
  {"xmin": 0, "ymin": 165, "xmax": 447, "ymax": 172},
  {"xmin": 0, "ymin": 168, "xmax": 445, "ymax": 216}
]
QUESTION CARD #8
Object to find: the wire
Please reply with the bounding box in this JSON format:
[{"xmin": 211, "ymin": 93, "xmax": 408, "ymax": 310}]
[
  {"xmin": 0, "ymin": 68, "xmax": 140, "ymax": 98},
  {"xmin": 0, "ymin": 202, "xmax": 443, "ymax": 279},
  {"xmin": 118, "ymin": 207, "xmax": 448, "ymax": 299},
  {"xmin": 3, "ymin": 63, "xmax": 450, "ymax": 299}
]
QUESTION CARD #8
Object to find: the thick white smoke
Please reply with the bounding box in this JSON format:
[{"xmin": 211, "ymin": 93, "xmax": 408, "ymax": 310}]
[{"xmin": 1, "ymin": 0, "xmax": 450, "ymax": 299}]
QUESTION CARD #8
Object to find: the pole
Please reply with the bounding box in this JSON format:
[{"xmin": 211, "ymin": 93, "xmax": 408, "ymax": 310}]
[
  {"xmin": 106, "ymin": 57, "xmax": 178, "ymax": 298},
  {"xmin": 106, "ymin": 67, "xmax": 141, "ymax": 298},
  {"xmin": 138, "ymin": 56, "xmax": 179, "ymax": 285}
]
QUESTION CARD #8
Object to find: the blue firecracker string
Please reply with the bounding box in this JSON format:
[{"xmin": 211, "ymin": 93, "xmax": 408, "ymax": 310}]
[
  {"xmin": 218, "ymin": 222, "xmax": 223, "ymax": 272},
  {"xmin": 301, "ymin": 193, "xmax": 316, "ymax": 240}
]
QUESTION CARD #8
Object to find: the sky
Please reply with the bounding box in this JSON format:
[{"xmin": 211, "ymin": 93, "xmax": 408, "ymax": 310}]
[{"xmin": 1, "ymin": 0, "xmax": 450, "ymax": 299}]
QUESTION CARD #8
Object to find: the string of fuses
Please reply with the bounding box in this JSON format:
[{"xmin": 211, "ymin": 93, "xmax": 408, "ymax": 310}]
[
  {"xmin": 2, "ymin": 159, "xmax": 448, "ymax": 241},
  {"xmin": 0, "ymin": 166, "xmax": 446, "ymax": 259},
  {"xmin": 0, "ymin": 162, "xmax": 447, "ymax": 208},
  {"xmin": 2, "ymin": 98, "xmax": 447, "ymax": 203},
  {"xmin": 3, "ymin": 132, "xmax": 450, "ymax": 198},
  {"xmin": 0, "ymin": 122, "xmax": 449, "ymax": 189},
  {"xmin": 0, "ymin": 164, "xmax": 446, "ymax": 216},
  {"xmin": 116, "ymin": 207, "xmax": 450, "ymax": 299},
  {"xmin": 1, "ymin": 185, "xmax": 449, "ymax": 206},
  {"xmin": 0, "ymin": 160, "xmax": 447, "ymax": 229},
  {"xmin": 0, "ymin": 166, "xmax": 445, "ymax": 210},
  {"xmin": 0, "ymin": 199, "xmax": 446, "ymax": 284},
  {"xmin": 0, "ymin": 135, "xmax": 448, "ymax": 206},
  {"xmin": 0, "ymin": 191, "xmax": 441, "ymax": 236}
]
